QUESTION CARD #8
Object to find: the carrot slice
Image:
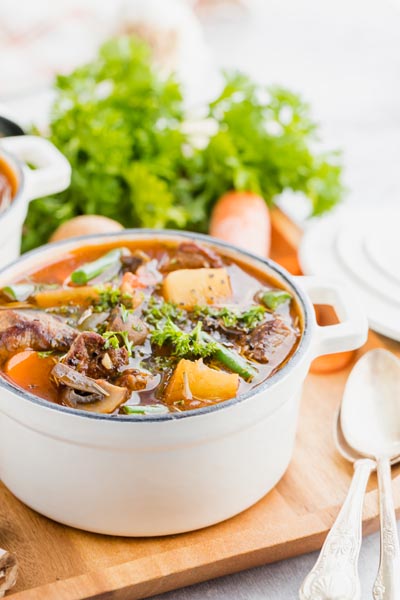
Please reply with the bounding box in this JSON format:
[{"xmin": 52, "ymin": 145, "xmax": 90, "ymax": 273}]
[
  {"xmin": 210, "ymin": 191, "xmax": 271, "ymax": 257},
  {"xmin": 5, "ymin": 350, "xmax": 58, "ymax": 402}
]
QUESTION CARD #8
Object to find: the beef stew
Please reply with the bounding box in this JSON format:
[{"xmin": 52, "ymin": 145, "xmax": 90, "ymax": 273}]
[{"xmin": 0, "ymin": 239, "xmax": 302, "ymax": 414}]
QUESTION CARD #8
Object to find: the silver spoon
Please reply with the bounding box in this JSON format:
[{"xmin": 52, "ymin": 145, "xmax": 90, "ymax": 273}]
[
  {"xmin": 299, "ymin": 411, "xmax": 375, "ymax": 600},
  {"xmin": 341, "ymin": 349, "xmax": 400, "ymax": 600},
  {"xmin": 335, "ymin": 409, "xmax": 400, "ymax": 468},
  {"xmin": 300, "ymin": 349, "xmax": 400, "ymax": 600}
]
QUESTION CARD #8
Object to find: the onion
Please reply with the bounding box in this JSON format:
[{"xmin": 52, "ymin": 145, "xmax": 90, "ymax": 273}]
[{"xmin": 50, "ymin": 215, "xmax": 123, "ymax": 242}]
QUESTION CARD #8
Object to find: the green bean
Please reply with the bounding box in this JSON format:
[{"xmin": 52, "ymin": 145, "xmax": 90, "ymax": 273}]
[
  {"xmin": 121, "ymin": 404, "xmax": 169, "ymax": 415},
  {"xmin": 2, "ymin": 283, "xmax": 35, "ymax": 301},
  {"xmin": 201, "ymin": 332, "xmax": 257, "ymax": 381},
  {"xmin": 71, "ymin": 249, "xmax": 123, "ymax": 285},
  {"xmin": 259, "ymin": 289, "xmax": 292, "ymax": 311}
]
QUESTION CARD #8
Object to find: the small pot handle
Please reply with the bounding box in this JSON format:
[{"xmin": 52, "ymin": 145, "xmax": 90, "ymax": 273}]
[
  {"xmin": 294, "ymin": 275, "xmax": 368, "ymax": 357},
  {"xmin": 1, "ymin": 135, "xmax": 71, "ymax": 200}
]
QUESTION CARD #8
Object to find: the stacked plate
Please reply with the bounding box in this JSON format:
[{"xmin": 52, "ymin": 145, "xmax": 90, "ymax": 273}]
[{"xmin": 299, "ymin": 206, "xmax": 400, "ymax": 341}]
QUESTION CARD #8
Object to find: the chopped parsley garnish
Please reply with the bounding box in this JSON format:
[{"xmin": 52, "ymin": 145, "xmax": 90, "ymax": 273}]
[
  {"xmin": 145, "ymin": 296, "xmax": 265, "ymax": 333},
  {"xmin": 239, "ymin": 305, "xmax": 266, "ymax": 328},
  {"xmin": 151, "ymin": 320, "xmax": 217, "ymax": 359},
  {"xmin": 102, "ymin": 330, "xmax": 134, "ymax": 356},
  {"xmin": 37, "ymin": 350, "xmax": 55, "ymax": 359},
  {"xmin": 94, "ymin": 287, "xmax": 133, "ymax": 312},
  {"xmin": 150, "ymin": 318, "xmax": 256, "ymax": 380},
  {"xmin": 193, "ymin": 304, "xmax": 266, "ymax": 331},
  {"xmin": 120, "ymin": 304, "xmax": 131, "ymax": 323},
  {"xmin": 143, "ymin": 296, "xmax": 186, "ymax": 326}
]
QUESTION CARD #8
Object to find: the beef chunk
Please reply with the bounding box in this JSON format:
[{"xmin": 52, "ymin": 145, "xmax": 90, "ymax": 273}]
[
  {"xmin": 240, "ymin": 318, "xmax": 298, "ymax": 365},
  {"xmin": 62, "ymin": 331, "xmax": 129, "ymax": 379},
  {"xmin": 120, "ymin": 255, "xmax": 143, "ymax": 274},
  {"xmin": 0, "ymin": 310, "xmax": 77, "ymax": 363},
  {"xmin": 161, "ymin": 241, "xmax": 223, "ymax": 271},
  {"xmin": 108, "ymin": 307, "xmax": 148, "ymax": 346},
  {"xmin": 120, "ymin": 250, "xmax": 151, "ymax": 274}
]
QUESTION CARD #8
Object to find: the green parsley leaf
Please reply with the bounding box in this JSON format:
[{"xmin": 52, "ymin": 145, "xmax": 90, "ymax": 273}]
[
  {"xmin": 151, "ymin": 320, "xmax": 217, "ymax": 359},
  {"xmin": 143, "ymin": 296, "xmax": 186, "ymax": 326},
  {"xmin": 37, "ymin": 350, "xmax": 55, "ymax": 359},
  {"xmin": 22, "ymin": 39, "xmax": 343, "ymax": 251},
  {"xmin": 193, "ymin": 304, "xmax": 266, "ymax": 331},
  {"xmin": 102, "ymin": 330, "xmax": 134, "ymax": 356},
  {"xmin": 120, "ymin": 304, "xmax": 131, "ymax": 323},
  {"xmin": 94, "ymin": 286, "xmax": 133, "ymax": 312}
]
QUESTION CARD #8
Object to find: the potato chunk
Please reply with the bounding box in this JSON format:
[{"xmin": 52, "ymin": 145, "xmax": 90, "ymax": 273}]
[
  {"xmin": 163, "ymin": 268, "xmax": 232, "ymax": 308},
  {"xmin": 165, "ymin": 359, "xmax": 239, "ymax": 409}
]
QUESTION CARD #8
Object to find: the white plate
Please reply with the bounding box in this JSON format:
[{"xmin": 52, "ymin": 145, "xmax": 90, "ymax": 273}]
[
  {"xmin": 299, "ymin": 207, "xmax": 400, "ymax": 341},
  {"xmin": 336, "ymin": 224, "xmax": 400, "ymax": 307},
  {"xmin": 364, "ymin": 221, "xmax": 400, "ymax": 285}
]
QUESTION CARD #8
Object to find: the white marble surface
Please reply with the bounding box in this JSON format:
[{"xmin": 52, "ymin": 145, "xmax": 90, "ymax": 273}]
[{"xmin": 152, "ymin": 1, "xmax": 400, "ymax": 598}]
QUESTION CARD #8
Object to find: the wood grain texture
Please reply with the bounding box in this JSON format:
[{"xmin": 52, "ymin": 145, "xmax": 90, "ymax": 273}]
[{"xmin": 1, "ymin": 212, "xmax": 399, "ymax": 599}]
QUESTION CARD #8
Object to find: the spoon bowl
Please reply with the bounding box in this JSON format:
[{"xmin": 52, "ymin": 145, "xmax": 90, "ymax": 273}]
[
  {"xmin": 334, "ymin": 409, "xmax": 365, "ymax": 463},
  {"xmin": 334, "ymin": 410, "xmax": 400, "ymax": 467},
  {"xmin": 340, "ymin": 348, "xmax": 400, "ymax": 600},
  {"xmin": 340, "ymin": 348, "xmax": 400, "ymax": 459}
]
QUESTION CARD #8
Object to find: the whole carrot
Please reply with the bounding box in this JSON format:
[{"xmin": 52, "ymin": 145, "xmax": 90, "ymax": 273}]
[{"xmin": 209, "ymin": 191, "xmax": 271, "ymax": 257}]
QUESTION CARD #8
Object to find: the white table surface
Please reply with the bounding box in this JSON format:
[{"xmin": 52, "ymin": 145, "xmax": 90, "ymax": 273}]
[{"xmin": 153, "ymin": 1, "xmax": 400, "ymax": 598}]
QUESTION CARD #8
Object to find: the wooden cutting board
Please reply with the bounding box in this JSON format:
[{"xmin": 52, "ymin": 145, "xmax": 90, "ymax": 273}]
[{"xmin": 2, "ymin": 212, "xmax": 400, "ymax": 600}]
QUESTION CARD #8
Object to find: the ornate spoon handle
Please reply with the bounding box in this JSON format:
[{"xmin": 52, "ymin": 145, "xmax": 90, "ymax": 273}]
[
  {"xmin": 0, "ymin": 547, "xmax": 18, "ymax": 597},
  {"xmin": 373, "ymin": 457, "xmax": 400, "ymax": 600},
  {"xmin": 299, "ymin": 458, "xmax": 374, "ymax": 600}
]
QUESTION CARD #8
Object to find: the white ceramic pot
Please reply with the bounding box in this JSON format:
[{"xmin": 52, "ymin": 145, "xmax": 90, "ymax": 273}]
[
  {"xmin": 0, "ymin": 135, "xmax": 71, "ymax": 267},
  {"xmin": 0, "ymin": 231, "xmax": 368, "ymax": 536}
]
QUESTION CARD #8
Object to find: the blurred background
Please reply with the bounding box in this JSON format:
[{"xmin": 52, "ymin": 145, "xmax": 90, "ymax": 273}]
[{"xmin": 2, "ymin": 0, "xmax": 400, "ymax": 214}]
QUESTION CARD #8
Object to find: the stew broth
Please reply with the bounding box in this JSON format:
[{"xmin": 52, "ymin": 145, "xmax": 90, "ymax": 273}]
[{"xmin": 0, "ymin": 239, "xmax": 302, "ymax": 415}]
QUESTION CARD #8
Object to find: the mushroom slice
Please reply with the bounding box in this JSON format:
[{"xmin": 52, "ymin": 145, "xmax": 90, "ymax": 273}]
[
  {"xmin": 52, "ymin": 363, "xmax": 128, "ymax": 414},
  {"xmin": 52, "ymin": 363, "xmax": 108, "ymax": 396},
  {"xmin": 60, "ymin": 388, "xmax": 104, "ymax": 407},
  {"xmin": 74, "ymin": 380, "xmax": 128, "ymax": 414}
]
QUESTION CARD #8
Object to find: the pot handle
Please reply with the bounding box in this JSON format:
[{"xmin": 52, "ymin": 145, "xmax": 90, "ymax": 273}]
[
  {"xmin": 1, "ymin": 135, "xmax": 71, "ymax": 200},
  {"xmin": 294, "ymin": 276, "xmax": 368, "ymax": 357}
]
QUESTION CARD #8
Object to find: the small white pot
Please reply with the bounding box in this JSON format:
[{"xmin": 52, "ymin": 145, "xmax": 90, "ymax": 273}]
[
  {"xmin": 0, "ymin": 231, "xmax": 368, "ymax": 536},
  {"xmin": 0, "ymin": 135, "xmax": 71, "ymax": 267}
]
